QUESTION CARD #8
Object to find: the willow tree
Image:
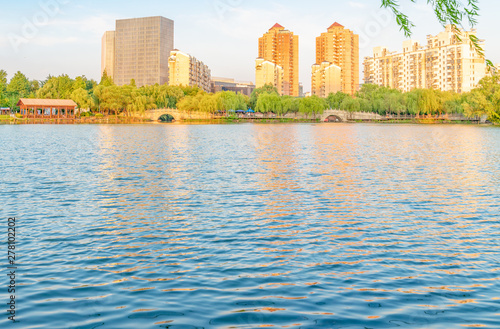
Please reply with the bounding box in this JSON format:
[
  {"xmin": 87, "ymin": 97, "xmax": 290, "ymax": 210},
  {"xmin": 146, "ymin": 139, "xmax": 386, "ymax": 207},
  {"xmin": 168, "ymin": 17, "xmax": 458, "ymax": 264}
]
[
  {"xmin": 462, "ymin": 75, "xmax": 500, "ymax": 122},
  {"xmin": 382, "ymin": 0, "xmax": 491, "ymax": 66},
  {"xmin": 255, "ymin": 92, "xmax": 282, "ymax": 114},
  {"xmin": 70, "ymin": 88, "xmax": 92, "ymax": 112},
  {"xmin": 199, "ymin": 94, "xmax": 218, "ymax": 115},
  {"xmin": 299, "ymin": 95, "xmax": 328, "ymax": 119}
]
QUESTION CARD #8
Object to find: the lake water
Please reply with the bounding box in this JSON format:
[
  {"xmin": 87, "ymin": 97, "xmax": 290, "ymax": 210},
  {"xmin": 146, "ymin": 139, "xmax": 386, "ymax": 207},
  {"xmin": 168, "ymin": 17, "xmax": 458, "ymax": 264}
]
[{"xmin": 1, "ymin": 123, "xmax": 499, "ymax": 329}]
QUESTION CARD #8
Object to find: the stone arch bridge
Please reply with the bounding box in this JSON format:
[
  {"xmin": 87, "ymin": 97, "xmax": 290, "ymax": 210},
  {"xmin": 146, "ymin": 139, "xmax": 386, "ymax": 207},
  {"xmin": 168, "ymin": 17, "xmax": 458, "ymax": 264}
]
[
  {"xmin": 321, "ymin": 110, "xmax": 383, "ymax": 122},
  {"xmin": 144, "ymin": 108, "xmax": 213, "ymax": 121},
  {"xmin": 144, "ymin": 108, "xmax": 383, "ymax": 122}
]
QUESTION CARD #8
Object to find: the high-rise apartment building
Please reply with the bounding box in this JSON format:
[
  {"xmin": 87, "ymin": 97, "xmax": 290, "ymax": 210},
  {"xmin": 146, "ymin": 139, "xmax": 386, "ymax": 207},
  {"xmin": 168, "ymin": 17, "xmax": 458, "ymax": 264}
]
[
  {"xmin": 101, "ymin": 31, "xmax": 115, "ymax": 78},
  {"xmin": 168, "ymin": 50, "xmax": 212, "ymax": 93},
  {"xmin": 312, "ymin": 23, "xmax": 359, "ymax": 96},
  {"xmin": 255, "ymin": 58, "xmax": 284, "ymax": 94},
  {"xmin": 101, "ymin": 16, "xmax": 174, "ymax": 87},
  {"xmin": 312, "ymin": 62, "xmax": 342, "ymax": 97},
  {"xmin": 256, "ymin": 24, "xmax": 299, "ymax": 96},
  {"xmin": 363, "ymin": 25, "xmax": 486, "ymax": 93}
]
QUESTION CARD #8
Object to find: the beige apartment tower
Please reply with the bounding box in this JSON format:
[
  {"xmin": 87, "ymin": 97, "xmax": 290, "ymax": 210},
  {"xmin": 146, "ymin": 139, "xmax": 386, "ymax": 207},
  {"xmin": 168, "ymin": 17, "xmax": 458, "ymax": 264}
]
[
  {"xmin": 312, "ymin": 62, "xmax": 342, "ymax": 97},
  {"xmin": 256, "ymin": 24, "xmax": 299, "ymax": 96},
  {"xmin": 255, "ymin": 58, "xmax": 284, "ymax": 94},
  {"xmin": 312, "ymin": 23, "xmax": 359, "ymax": 96},
  {"xmin": 101, "ymin": 31, "xmax": 115, "ymax": 79},
  {"xmin": 101, "ymin": 16, "xmax": 174, "ymax": 87},
  {"xmin": 168, "ymin": 50, "xmax": 212, "ymax": 93},
  {"xmin": 363, "ymin": 25, "xmax": 486, "ymax": 93}
]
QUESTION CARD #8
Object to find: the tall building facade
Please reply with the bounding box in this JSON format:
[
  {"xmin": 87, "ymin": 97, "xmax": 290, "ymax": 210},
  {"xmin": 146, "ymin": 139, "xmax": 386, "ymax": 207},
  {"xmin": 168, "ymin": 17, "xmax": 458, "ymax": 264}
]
[
  {"xmin": 363, "ymin": 25, "xmax": 486, "ymax": 93},
  {"xmin": 256, "ymin": 24, "xmax": 299, "ymax": 96},
  {"xmin": 312, "ymin": 23, "xmax": 359, "ymax": 96},
  {"xmin": 101, "ymin": 31, "xmax": 115, "ymax": 78},
  {"xmin": 255, "ymin": 58, "xmax": 284, "ymax": 94},
  {"xmin": 101, "ymin": 16, "xmax": 174, "ymax": 87},
  {"xmin": 312, "ymin": 62, "xmax": 342, "ymax": 97},
  {"xmin": 168, "ymin": 50, "xmax": 212, "ymax": 93}
]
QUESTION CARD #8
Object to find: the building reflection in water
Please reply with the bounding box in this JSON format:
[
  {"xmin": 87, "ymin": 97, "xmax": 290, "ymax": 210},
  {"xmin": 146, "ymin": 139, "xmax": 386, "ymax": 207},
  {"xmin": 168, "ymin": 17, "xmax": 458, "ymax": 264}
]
[{"xmin": 71, "ymin": 123, "xmax": 497, "ymax": 324}]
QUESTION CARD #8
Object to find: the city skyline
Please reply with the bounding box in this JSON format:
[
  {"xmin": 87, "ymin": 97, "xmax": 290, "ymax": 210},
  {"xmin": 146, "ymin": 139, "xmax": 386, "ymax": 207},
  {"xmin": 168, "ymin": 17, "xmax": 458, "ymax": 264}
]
[{"xmin": 1, "ymin": 0, "xmax": 500, "ymax": 92}]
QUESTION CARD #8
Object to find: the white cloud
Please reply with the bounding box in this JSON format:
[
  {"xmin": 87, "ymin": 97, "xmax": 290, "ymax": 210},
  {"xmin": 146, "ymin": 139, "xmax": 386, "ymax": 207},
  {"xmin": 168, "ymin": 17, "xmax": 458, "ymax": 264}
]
[
  {"xmin": 349, "ymin": 1, "xmax": 366, "ymax": 9},
  {"xmin": 40, "ymin": 14, "xmax": 116, "ymax": 37},
  {"xmin": 31, "ymin": 36, "xmax": 79, "ymax": 46}
]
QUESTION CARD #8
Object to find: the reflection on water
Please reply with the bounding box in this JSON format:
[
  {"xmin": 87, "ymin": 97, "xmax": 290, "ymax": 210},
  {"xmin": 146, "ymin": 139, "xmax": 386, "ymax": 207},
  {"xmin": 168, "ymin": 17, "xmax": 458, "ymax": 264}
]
[{"xmin": 1, "ymin": 123, "xmax": 499, "ymax": 329}]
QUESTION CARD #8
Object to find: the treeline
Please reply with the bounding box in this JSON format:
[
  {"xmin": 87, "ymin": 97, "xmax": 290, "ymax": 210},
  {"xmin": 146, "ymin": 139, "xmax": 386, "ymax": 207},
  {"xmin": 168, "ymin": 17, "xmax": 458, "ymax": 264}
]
[
  {"xmin": 1, "ymin": 69, "xmax": 499, "ymax": 122},
  {"xmin": 329, "ymin": 79, "xmax": 500, "ymax": 122},
  {"xmin": 0, "ymin": 70, "xmax": 202, "ymax": 116},
  {"xmin": 177, "ymin": 84, "xmax": 329, "ymax": 118}
]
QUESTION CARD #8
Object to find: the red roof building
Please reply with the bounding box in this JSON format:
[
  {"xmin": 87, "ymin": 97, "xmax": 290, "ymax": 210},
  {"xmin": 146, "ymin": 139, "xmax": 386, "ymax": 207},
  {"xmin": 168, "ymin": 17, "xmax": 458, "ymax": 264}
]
[{"xmin": 328, "ymin": 22, "xmax": 344, "ymax": 29}]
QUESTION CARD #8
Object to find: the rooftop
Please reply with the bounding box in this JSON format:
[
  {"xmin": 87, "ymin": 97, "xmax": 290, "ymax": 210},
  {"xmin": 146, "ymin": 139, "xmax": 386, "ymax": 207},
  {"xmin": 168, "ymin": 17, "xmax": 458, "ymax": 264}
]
[
  {"xmin": 328, "ymin": 22, "xmax": 344, "ymax": 29},
  {"xmin": 17, "ymin": 99, "xmax": 77, "ymax": 107}
]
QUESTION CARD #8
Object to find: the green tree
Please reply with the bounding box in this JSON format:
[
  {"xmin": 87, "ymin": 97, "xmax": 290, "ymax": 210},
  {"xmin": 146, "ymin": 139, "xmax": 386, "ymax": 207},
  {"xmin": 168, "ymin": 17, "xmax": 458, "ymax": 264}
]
[
  {"xmin": 326, "ymin": 92, "xmax": 350, "ymax": 109},
  {"xmin": 5, "ymin": 96, "xmax": 20, "ymax": 112},
  {"xmin": 256, "ymin": 92, "xmax": 282, "ymax": 114},
  {"xmin": 340, "ymin": 97, "xmax": 360, "ymax": 113},
  {"xmin": 281, "ymin": 95, "xmax": 300, "ymax": 114},
  {"xmin": 70, "ymin": 88, "xmax": 92, "ymax": 112},
  {"xmin": 93, "ymin": 85, "xmax": 125, "ymax": 115},
  {"xmin": 29, "ymin": 80, "xmax": 41, "ymax": 97},
  {"xmin": 125, "ymin": 88, "xmax": 155, "ymax": 116},
  {"xmin": 462, "ymin": 89, "xmax": 490, "ymax": 119},
  {"xmin": 7, "ymin": 71, "xmax": 30, "ymax": 98},
  {"xmin": 249, "ymin": 83, "xmax": 279, "ymax": 110},
  {"xmin": 299, "ymin": 95, "xmax": 327, "ymax": 119},
  {"xmin": 0, "ymin": 70, "xmax": 7, "ymax": 95},
  {"xmin": 199, "ymin": 94, "xmax": 218, "ymax": 114},
  {"xmin": 405, "ymin": 90, "xmax": 419, "ymax": 115},
  {"xmin": 177, "ymin": 94, "xmax": 201, "ymax": 113},
  {"xmin": 216, "ymin": 91, "xmax": 242, "ymax": 112},
  {"xmin": 385, "ymin": 91, "xmax": 405, "ymax": 116},
  {"xmin": 99, "ymin": 70, "xmax": 114, "ymax": 87},
  {"xmin": 462, "ymin": 75, "xmax": 500, "ymax": 122},
  {"xmin": 36, "ymin": 75, "xmax": 74, "ymax": 99},
  {"xmin": 180, "ymin": 85, "xmax": 203, "ymax": 97}
]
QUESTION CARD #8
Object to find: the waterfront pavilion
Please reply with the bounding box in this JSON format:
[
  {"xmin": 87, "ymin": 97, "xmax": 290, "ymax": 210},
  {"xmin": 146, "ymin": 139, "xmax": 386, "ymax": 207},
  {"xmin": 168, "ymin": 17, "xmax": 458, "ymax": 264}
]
[
  {"xmin": 17, "ymin": 99, "xmax": 78, "ymax": 118},
  {"xmin": 0, "ymin": 107, "xmax": 11, "ymax": 115}
]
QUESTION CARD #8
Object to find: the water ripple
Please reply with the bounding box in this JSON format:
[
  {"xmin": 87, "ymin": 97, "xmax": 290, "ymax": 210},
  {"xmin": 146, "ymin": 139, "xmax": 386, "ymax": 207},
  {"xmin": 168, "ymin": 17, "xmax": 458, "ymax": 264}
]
[{"xmin": 0, "ymin": 124, "xmax": 499, "ymax": 328}]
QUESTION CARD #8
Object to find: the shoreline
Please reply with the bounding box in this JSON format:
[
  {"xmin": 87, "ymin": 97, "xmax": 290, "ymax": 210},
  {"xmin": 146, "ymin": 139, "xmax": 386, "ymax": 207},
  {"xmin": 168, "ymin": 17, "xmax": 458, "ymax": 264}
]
[{"xmin": 0, "ymin": 116, "xmax": 496, "ymax": 126}]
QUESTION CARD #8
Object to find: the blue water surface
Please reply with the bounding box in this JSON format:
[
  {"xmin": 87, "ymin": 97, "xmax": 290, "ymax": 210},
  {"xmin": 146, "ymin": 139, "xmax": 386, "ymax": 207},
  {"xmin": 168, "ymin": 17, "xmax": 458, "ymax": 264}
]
[{"xmin": 1, "ymin": 123, "xmax": 499, "ymax": 328}]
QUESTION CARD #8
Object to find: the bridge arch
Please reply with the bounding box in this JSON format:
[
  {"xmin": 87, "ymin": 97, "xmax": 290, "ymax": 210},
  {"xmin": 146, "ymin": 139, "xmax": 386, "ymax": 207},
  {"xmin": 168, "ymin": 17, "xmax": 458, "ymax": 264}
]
[
  {"xmin": 158, "ymin": 113, "xmax": 176, "ymax": 122},
  {"xmin": 324, "ymin": 115, "xmax": 343, "ymax": 122}
]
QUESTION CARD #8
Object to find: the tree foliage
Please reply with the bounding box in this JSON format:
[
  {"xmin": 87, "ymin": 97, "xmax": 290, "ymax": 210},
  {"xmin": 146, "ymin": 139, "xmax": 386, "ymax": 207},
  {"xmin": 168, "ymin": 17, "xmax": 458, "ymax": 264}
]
[
  {"xmin": 7, "ymin": 71, "xmax": 30, "ymax": 98},
  {"xmin": 249, "ymin": 83, "xmax": 279, "ymax": 110},
  {"xmin": 2, "ymin": 68, "xmax": 497, "ymax": 122}
]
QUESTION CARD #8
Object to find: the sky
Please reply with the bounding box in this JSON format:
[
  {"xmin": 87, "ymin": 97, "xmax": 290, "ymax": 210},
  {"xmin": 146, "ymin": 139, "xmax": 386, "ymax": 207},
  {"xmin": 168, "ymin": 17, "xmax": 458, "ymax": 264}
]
[{"xmin": 1, "ymin": 0, "xmax": 499, "ymax": 92}]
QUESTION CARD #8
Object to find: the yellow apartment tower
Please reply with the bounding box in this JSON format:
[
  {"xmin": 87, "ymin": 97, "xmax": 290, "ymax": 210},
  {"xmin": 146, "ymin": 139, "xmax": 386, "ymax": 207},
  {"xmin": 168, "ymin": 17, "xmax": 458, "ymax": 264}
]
[
  {"xmin": 363, "ymin": 25, "xmax": 486, "ymax": 93},
  {"xmin": 168, "ymin": 50, "xmax": 212, "ymax": 93},
  {"xmin": 256, "ymin": 24, "xmax": 299, "ymax": 96},
  {"xmin": 255, "ymin": 58, "xmax": 284, "ymax": 93},
  {"xmin": 312, "ymin": 22, "xmax": 359, "ymax": 97},
  {"xmin": 101, "ymin": 16, "xmax": 174, "ymax": 87}
]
